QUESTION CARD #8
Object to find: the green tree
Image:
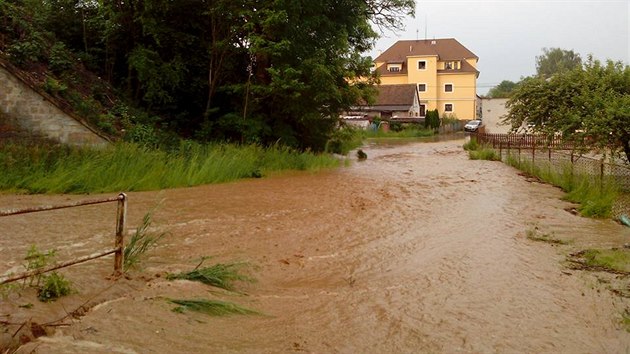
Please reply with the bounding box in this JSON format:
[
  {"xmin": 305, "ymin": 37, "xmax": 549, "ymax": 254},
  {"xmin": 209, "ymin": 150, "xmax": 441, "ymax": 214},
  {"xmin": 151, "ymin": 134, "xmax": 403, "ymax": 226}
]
[
  {"xmin": 535, "ymin": 47, "xmax": 582, "ymax": 79},
  {"xmin": 487, "ymin": 80, "xmax": 519, "ymax": 98},
  {"xmin": 0, "ymin": 0, "xmax": 415, "ymax": 151},
  {"xmin": 424, "ymin": 109, "xmax": 440, "ymax": 129},
  {"xmin": 505, "ymin": 57, "xmax": 630, "ymax": 163}
]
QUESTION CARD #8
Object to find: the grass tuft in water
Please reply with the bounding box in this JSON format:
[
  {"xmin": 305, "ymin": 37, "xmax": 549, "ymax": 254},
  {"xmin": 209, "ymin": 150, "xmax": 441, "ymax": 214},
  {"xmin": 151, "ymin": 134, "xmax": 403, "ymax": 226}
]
[
  {"xmin": 169, "ymin": 299, "xmax": 259, "ymax": 316},
  {"xmin": 166, "ymin": 261, "xmax": 253, "ymax": 291},
  {"xmin": 622, "ymin": 310, "xmax": 630, "ymax": 332},
  {"xmin": 525, "ymin": 227, "xmax": 568, "ymax": 245},
  {"xmin": 123, "ymin": 209, "xmax": 166, "ymax": 272},
  {"xmin": 575, "ymin": 249, "xmax": 630, "ymax": 273}
]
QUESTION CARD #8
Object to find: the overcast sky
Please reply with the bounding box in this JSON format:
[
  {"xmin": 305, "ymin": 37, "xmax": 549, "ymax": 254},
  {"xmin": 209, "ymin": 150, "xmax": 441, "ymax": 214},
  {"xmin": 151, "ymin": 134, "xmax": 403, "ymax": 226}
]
[{"xmin": 369, "ymin": 0, "xmax": 629, "ymax": 95}]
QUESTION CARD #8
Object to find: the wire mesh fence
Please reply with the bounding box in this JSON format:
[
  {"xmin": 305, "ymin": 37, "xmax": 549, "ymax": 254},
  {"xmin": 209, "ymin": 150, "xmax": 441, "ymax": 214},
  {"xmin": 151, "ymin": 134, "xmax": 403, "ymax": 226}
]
[{"xmin": 476, "ymin": 133, "xmax": 630, "ymax": 219}]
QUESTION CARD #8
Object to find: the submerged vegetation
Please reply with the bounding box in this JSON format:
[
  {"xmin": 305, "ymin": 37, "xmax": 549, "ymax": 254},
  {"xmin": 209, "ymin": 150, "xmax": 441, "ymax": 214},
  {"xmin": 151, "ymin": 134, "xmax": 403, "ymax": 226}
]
[
  {"xmin": 525, "ymin": 227, "xmax": 568, "ymax": 245},
  {"xmin": 0, "ymin": 140, "xmax": 340, "ymax": 194},
  {"xmin": 0, "ymin": 245, "xmax": 73, "ymax": 302},
  {"xmin": 167, "ymin": 261, "xmax": 253, "ymax": 291},
  {"xmin": 169, "ymin": 299, "xmax": 260, "ymax": 316},
  {"xmin": 124, "ymin": 209, "xmax": 167, "ymax": 271},
  {"xmin": 463, "ymin": 138, "xmax": 500, "ymax": 161},
  {"xmin": 567, "ymin": 248, "xmax": 630, "ymax": 274}
]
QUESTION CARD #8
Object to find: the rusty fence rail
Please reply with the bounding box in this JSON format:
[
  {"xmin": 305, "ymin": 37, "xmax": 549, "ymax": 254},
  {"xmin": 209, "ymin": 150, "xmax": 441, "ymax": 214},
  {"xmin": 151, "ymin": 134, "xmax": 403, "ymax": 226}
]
[
  {"xmin": 476, "ymin": 132, "xmax": 577, "ymax": 150},
  {"xmin": 0, "ymin": 193, "xmax": 127, "ymax": 285}
]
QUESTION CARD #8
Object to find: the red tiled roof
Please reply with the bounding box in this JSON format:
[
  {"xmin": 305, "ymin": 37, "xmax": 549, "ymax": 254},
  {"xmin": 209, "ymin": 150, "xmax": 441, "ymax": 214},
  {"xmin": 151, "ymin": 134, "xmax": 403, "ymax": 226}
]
[
  {"xmin": 357, "ymin": 84, "xmax": 418, "ymax": 107},
  {"xmin": 375, "ymin": 38, "xmax": 478, "ymax": 62}
]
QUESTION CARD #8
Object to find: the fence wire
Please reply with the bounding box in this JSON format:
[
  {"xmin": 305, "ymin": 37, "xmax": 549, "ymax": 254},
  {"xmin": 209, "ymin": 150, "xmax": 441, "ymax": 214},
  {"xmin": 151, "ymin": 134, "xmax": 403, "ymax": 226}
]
[{"xmin": 477, "ymin": 134, "xmax": 630, "ymax": 218}]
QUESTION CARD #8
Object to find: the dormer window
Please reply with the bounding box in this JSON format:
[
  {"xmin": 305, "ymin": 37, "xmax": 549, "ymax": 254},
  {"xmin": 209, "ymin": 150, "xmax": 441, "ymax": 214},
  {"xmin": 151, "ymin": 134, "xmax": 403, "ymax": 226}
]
[
  {"xmin": 417, "ymin": 60, "xmax": 426, "ymax": 70},
  {"xmin": 387, "ymin": 63, "xmax": 402, "ymax": 72},
  {"xmin": 444, "ymin": 61, "xmax": 460, "ymax": 70}
]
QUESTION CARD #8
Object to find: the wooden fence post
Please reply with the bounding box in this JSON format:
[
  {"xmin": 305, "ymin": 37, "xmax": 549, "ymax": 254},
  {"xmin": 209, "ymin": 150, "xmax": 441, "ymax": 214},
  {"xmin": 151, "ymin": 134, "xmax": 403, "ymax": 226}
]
[{"xmin": 114, "ymin": 192, "xmax": 128, "ymax": 275}]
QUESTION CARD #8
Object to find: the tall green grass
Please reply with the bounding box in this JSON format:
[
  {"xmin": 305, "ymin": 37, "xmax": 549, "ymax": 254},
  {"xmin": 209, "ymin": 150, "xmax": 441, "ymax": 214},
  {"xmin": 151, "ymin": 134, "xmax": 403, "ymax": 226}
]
[
  {"xmin": 506, "ymin": 155, "xmax": 620, "ymax": 218},
  {"xmin": 0, "ymin": 141, "xmax": 340, "ymax": 194},
  {"xmin": 462, "ymin": 138, "xmax": 500, "ymax": 161}
]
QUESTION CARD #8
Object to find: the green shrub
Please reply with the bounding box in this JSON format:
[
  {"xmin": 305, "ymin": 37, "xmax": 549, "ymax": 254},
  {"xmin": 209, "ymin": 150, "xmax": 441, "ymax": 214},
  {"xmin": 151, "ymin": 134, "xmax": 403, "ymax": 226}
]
[
  {"xmin": 6, "ymin": 33, "xmax": 46, "ymax": 66},
  {"xmin": 42, "ymin": 77, "xmax": 67, "ymax": 95},
  {"xmin": 37, "ymin": 272, "xmax": 72, "ymax": 302},
  {"xmin": 48, "ymin": 42, "xmax": 73, "ymax": 73},
  {"xmin": 425, "ymin": 109, "xmax": 440, "ymax": 129},
  {"xmin": 462, "ymin": 139, "xmax": 479, "ymax": 151},
  {"xmin": 389, "ymin": 121, "xmax": 403, "ymax": 132},
  {"xmin": 326, "ymin": 126, "xmax": 363, "ymax": 155}
]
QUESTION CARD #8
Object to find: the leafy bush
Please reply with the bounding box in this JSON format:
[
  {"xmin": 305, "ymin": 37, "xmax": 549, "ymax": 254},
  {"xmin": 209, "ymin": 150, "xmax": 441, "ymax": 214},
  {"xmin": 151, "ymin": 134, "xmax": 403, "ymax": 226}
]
[
  {"xmin": 6, "ymin": 33, "xmax": 46, "ymax": 66},
  {"xmin": 42, "ymin": 77, "xmax": 67, "ymax": 95},
  {"xmin": 37, "ymin": 272, "xmax": 72, "ymax": 302},
  {"xmin": 462, "ymin": 139, "xmax": 479, "ymax": 151},
  {"xmin": 48, "ymin": 42, "xmax": 73, "ymax": 73},
  {"xmin": 389, "ymin": 121, "xmax": 403, "ymax": 132},
  {"xmin": 326, "ymin": 125, "xmax": 363, "ymax": 155}
]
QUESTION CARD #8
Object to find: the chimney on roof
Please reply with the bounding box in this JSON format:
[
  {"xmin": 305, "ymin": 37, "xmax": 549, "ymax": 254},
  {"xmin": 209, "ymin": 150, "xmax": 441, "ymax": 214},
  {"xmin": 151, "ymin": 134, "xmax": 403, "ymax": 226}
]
[
  {"xmin": 431, "ymin": 40, "xmax": 436, "ymax": 45},
  {"xmin": 409, "ymin": 45, "xmax": 412, "ymax": 52}
]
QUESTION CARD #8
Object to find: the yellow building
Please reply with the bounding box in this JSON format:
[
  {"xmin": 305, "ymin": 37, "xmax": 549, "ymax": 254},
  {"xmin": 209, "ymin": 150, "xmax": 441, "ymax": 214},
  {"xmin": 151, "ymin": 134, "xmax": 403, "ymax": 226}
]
[{"xmin": 374, "ymin": 38, "xmax": 479, "ymax": 120}]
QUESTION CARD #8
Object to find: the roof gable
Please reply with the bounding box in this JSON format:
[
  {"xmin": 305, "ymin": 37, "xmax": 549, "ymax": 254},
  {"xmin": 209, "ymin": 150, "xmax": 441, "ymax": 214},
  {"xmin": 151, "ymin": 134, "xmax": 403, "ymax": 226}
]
[{"xmin": 372, "ymin": 84, "xmax": 418, "ymax": 106}]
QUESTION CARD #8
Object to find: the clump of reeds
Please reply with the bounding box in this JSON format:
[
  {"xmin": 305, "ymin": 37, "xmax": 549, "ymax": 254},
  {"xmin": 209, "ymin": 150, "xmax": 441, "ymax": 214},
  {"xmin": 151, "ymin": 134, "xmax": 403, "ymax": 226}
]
[
  {"xmin": 166, "ymin": 259, "xmax": 253, "ymax": 291},
  {"xmin": 123, "ymin": 209, "xmax": 166, "ymax": 271},
  {"xmin": 168, "ymin": 299, "xmax": 259, "ymax": 316}
]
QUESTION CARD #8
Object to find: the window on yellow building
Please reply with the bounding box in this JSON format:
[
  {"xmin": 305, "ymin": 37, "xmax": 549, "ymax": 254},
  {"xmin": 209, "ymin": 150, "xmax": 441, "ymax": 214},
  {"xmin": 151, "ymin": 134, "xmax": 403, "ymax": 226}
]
[
  {"xmin": 445, "ymin": 104, "xmax": 453, "ymax": 112},
  {"xmin": 417, "ymin": 83, "xmax": 426, "ymax": 92},
  {"xmin": 418, "ymin": 61, "xmax": 426, "ymax": 70},
  {"xmin": 444, "ymin": 84, "xmax": 453, "ymax": 92}
]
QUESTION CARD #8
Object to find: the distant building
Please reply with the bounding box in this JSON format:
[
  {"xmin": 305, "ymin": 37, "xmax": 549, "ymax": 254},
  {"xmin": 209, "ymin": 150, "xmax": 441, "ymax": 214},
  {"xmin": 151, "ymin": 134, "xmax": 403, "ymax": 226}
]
[
  {"xmin": 351, "ymin": 84, "xmax": 420, "ymax": 119},
  {"xmin": 373, "ymin": 38, "xmax": 479, "ymax": 120}
]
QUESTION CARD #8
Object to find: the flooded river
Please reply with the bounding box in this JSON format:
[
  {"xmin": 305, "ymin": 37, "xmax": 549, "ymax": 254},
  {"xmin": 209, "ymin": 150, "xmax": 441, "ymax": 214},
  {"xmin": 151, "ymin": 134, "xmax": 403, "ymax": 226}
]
[{"xmin": 2, "ymin": 138, "xmax": 630, "ymax": 353}]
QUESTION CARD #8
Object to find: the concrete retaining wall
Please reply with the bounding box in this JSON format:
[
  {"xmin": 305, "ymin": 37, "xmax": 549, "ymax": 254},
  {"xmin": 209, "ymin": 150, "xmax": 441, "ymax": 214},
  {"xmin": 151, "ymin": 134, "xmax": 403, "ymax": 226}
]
[{"xmin": 0, "ymin": 64, "xmax": 108, "ymax": 146}]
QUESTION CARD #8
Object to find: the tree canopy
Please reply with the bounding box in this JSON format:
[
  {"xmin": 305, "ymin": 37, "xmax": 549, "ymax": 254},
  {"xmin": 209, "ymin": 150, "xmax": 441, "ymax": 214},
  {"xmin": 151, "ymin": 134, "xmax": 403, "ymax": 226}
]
[
  {"xmin": 504, "ymin": 57, "xmax": 630, "ymax": 163},
  {"xmin": 535, "ymin": 47, "xmax": 582, "ymax": 79},
  {"xmin": 487, "ymin": 80, "xmax": 519, "ymax": 98},
  {"xmin": 0, "ymin": 0, "xmax": 415, "ymax": 151}
]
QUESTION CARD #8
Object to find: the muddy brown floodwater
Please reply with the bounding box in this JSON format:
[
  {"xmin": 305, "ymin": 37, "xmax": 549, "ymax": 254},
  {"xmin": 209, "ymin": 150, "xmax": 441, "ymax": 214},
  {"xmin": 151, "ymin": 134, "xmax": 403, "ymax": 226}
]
[{"xmin": 2, "ymin": 138, "xmax": 630, "ymax": 353}]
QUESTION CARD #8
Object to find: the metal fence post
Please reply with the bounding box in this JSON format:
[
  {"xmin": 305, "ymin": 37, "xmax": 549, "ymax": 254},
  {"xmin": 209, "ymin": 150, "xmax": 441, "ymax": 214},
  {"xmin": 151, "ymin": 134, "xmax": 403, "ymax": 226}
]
[
  {"xmin": 599, "ymin": 157, "xmax": 604, "ymax": 192},
  {"xmin": 114, "ymin": 192, "xmax": 128, "ymax": 275}
]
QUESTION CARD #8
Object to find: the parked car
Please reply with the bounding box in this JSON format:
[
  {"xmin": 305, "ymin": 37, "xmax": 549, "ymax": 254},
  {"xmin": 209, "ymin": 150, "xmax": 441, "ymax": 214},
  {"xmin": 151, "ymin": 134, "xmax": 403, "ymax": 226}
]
[{"xmin": 464, "ymin": 120, "xmax": 483, "ymax": 132}]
